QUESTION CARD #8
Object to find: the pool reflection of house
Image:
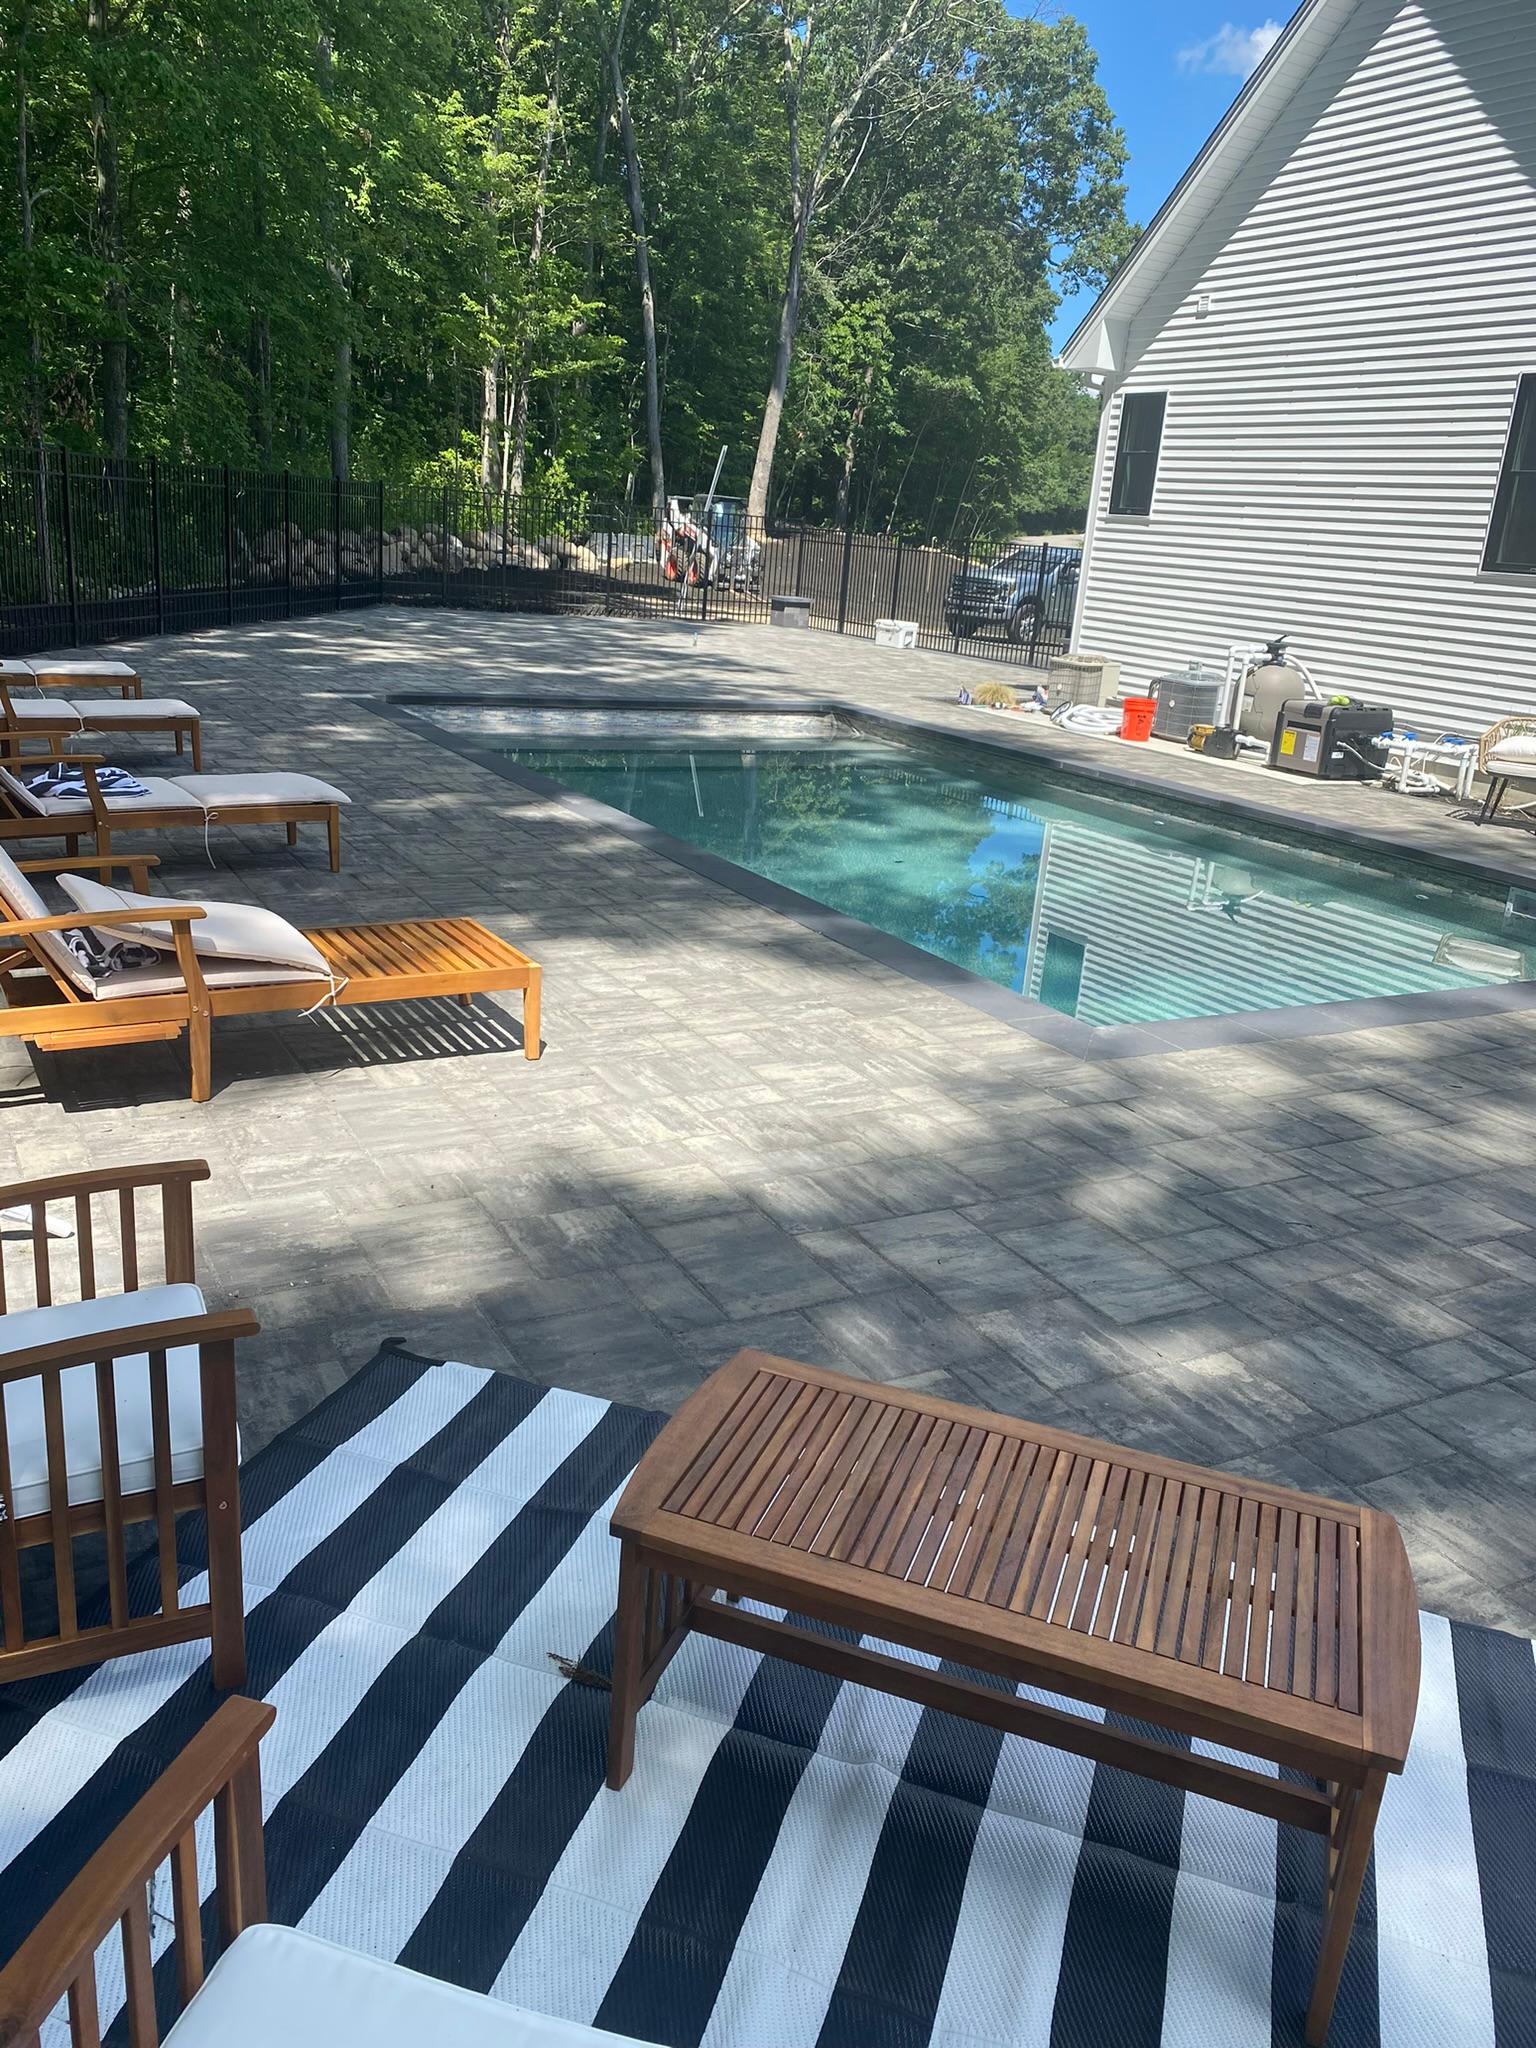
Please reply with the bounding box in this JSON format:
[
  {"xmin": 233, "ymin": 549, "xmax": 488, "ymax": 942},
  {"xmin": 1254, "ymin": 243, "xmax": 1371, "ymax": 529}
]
[{"xmin": 1018, "ymin": 814, "xmax": 1525, "ymax": 1024}]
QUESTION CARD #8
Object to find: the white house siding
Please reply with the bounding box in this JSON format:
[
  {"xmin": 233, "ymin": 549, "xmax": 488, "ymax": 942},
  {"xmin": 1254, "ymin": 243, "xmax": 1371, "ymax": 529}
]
[
  {"xmin": 1020, "ymin": 819, "xmax": 1517, "ymax": 1028},
  {"xmin": 1072, "ymin": 0, "xmax": 1536, "ymax": 736}
]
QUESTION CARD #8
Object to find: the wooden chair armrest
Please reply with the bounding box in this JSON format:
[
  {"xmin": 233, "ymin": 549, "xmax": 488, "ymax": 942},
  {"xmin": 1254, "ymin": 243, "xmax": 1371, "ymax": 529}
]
[
  {"xmin": 15, "ymin": 853, "xmax": 160, "ymax": 876},
  {"xmin": 0, "ymin": 1158, "xmax": 210, "ymax": 1211},
  {"xmin": 0, "ymin": 1696, "xmax": 274, "ymax": 2043},
  {"xmin": 0, "ymin": 1307, "xmax": 260, "ymax": 1385},
  {"xmin": 0, "ymin": 904, "xmax": 205, "ymax": 941}
]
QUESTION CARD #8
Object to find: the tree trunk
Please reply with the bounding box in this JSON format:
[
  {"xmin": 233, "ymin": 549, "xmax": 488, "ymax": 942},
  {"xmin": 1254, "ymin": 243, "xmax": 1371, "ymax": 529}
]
[
  {"xmin": 317, "ymin": 33, "xmax": 351, "ymax": 479},
  {"xmin": 480, "ymin": 346, "xmax": 501, "ymax": 485},
  {"xmin": 605, "ymin": 6, "xmax": 665, "ymax": 519},
  {"xmin": 507, "ymin": 75, "xmax": 557, "ymax": 497},
  {"xmin": 87, "ymin": 0, "xmax": 128, "ymax": 459},
  {"xmin": 15, "ymin": 18, "xmax": 44, "ymax": 454},
  {"xmin": 249, "ymin": 158, "xmax": 273, "ymax": 465},
  {"xmin": 746, "ymin": 200, "xmax": 809, "ymax": 523},
  {"xmin": 834, "ymin": 361, "xmax": 875, "ymax": 525}
]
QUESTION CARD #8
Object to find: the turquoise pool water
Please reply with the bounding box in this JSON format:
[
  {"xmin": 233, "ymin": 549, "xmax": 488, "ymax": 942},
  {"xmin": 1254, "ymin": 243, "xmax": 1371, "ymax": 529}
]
[{"xmin": 468, "ymin": 725, "xmax": 1535, "ymax": 1025}]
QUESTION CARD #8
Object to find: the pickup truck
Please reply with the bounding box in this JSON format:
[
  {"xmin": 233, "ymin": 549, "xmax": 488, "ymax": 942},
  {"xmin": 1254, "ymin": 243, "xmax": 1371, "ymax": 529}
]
[{"xmin": 945, "ymin": 549, "xmax": 1079, "ymax": 644}]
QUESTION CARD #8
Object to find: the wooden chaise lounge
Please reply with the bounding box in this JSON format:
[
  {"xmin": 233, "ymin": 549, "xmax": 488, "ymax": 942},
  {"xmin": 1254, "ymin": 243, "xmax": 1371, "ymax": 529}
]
[
  {"xmin": 0, "ymin": 654, "xmax": 144, "ymax": 698},
  {"xmin": 0, "ymin": 848, "xmax": 541, "ymax": 1099},
  {"xmin": 0, "ymin": 679, "xmax": 202, "ymax": 769},
  {"xmin": 0, "ymin": 744, "xmax": 347, "ymax": 870}
]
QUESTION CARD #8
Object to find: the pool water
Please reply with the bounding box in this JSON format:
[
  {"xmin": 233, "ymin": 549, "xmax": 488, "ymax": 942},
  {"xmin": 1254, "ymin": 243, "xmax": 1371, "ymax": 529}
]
[{"xmin": 478, "ymin": 730, "xmax": 1534, "ymax": 1025}]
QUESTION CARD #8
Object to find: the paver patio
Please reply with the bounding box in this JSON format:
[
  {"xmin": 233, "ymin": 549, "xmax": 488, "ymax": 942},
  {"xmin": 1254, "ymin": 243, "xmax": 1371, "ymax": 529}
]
[{"xmin": 7, "ymin": 606, "xmax": 1536, "ymax": 1636}]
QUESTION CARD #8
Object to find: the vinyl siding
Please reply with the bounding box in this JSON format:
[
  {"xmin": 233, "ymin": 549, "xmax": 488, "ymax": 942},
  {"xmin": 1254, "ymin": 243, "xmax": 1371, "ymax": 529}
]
[{"xmin": 1073, "ymin": 0, "xmax": 1536, "ymax": 736}]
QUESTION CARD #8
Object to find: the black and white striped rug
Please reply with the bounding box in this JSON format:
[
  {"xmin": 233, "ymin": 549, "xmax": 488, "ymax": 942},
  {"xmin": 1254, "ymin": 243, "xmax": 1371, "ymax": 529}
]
[{"xmin": 1, "ymin": 1349, "xmax": 1530, "ymax": 2048}]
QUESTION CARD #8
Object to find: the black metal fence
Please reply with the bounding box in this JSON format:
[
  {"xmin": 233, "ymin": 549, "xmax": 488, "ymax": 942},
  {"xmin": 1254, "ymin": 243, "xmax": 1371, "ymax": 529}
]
[{"xmin": 0, "ymin": 447, "xmax": 1080, "ymax": 669}]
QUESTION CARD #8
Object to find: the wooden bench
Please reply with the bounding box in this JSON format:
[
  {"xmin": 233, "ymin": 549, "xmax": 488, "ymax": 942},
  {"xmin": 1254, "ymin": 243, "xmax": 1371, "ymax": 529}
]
[{"xmin": 607, "ymin": 1350, "xmax": 1420, "ymax": 2047}]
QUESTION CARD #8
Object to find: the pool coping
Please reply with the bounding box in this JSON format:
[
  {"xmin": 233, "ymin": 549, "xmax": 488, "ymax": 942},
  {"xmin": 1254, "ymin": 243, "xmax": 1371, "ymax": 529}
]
[{"xmin": 376, "ymin": 693, "xmax": 1536, "ymax": 1062}]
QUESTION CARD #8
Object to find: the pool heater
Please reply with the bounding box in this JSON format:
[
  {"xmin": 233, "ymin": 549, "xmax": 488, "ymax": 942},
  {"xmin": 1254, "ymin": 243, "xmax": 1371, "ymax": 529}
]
[{"xmin": 1268, "ymin": 698, "xmax": 1391, "ymax": 780}]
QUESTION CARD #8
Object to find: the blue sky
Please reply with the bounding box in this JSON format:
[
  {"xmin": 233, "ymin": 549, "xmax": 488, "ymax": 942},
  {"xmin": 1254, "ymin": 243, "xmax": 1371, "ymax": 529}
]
[{"xmin": 1046, "ymin": 5, "xmax": 1289, "ymax": 348}]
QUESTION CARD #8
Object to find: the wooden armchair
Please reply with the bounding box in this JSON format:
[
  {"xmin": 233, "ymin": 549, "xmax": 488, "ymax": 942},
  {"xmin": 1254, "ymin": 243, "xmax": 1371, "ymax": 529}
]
[
  {"xmin": 0, "ymin": 1700, "xmax": 661, "ymax": 2046},
  {"xmin": 0, "ymin": 1159, "xmax": 255, "ymax": 1689},
  {"xmin": 0, "ymin": 1695, "xmax": 272, "ymax": 2048}
]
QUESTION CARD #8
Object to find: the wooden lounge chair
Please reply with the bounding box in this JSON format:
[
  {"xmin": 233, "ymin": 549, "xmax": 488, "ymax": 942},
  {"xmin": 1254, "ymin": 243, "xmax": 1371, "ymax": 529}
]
[
  {"xmin": 0, "ymin": 738, "xmax": 347, "ymax": 869},
  {"xmin": 0, "ymin": 1158, "xmax": 253, "ymax": 1689},
  {"xmin": 0, "ymin": 1697, "xmax": 659, "ymax": 2048},
  {"xmin": 0, "ymin": 654, "xmax": 143, "ymax": 698},
  {"xmin": 0, "ymin": 678, "xmax": 202, "ymax": 769},
  {"xmin": 0, "ymin": 847, "xmax": 542, "ymax": 1099}
]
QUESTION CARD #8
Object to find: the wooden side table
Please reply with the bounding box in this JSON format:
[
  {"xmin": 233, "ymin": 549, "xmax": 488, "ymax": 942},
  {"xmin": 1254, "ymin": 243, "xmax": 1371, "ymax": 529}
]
[{"xmin": 607, "ymin": 1350, "xmax": 1419, "ymax": 2047}]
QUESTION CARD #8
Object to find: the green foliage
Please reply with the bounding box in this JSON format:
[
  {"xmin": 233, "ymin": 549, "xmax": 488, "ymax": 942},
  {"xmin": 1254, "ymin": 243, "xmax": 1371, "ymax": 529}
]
[{"xmin": 0, "ymin": 0, "xmax": 1130, "ymax": 533}]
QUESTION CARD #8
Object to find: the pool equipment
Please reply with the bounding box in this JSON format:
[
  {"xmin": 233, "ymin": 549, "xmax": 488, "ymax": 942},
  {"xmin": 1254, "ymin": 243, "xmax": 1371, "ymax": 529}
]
[
  {"xmin": 1045, "ymin": 652, "xmax": 1119, "ymax": 713},
  {"xmin": 1151, "ymin": 661, "xmax": 1225, "ymax": 741},
  {"xmin": 1223, "ymin": 637, "xmax": 1320, "ymax": 742},
  {"xmin": 1269, "ymin": 698, "xmax": 1391, "ymax": 780}
]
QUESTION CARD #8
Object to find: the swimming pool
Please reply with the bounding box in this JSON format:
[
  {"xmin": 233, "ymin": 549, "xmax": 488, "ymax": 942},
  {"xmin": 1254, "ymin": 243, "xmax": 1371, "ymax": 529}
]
[{"xmin": 410, "ymin": 708, "xmax": 1535, "ymax": 1027}]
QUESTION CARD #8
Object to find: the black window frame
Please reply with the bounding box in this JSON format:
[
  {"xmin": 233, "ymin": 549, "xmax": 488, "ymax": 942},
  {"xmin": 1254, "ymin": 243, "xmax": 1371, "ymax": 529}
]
[
  {"xmin": 1108, "ymin": 391, "xmax": 1166, "ymax": 518},
  {"xmin": 1484, "ymin": 374, "xmax": 1536, "ymax": 575}
]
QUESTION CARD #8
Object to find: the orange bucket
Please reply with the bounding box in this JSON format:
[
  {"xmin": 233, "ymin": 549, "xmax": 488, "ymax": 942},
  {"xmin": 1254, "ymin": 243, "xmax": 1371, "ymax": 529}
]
[{"xmin": 1120, "ymin": 694, "xmax": 1158, "ymax": 742}]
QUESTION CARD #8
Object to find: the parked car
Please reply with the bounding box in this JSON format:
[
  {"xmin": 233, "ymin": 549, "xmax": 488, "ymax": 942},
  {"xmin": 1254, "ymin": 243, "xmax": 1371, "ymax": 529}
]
[{"xmin": 945, "ymin": 549, "xmax": 1079, "ymax": 644}]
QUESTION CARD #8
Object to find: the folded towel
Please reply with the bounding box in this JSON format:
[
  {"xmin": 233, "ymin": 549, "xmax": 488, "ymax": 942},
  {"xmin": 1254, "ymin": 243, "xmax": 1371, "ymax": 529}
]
[
  {"xmin": 24, "ymin": 763, "xmax": 149, "ymax": 801},
  {"xmin": 59, "ymin": 927, "xmax": 162, "ymax": 978}
]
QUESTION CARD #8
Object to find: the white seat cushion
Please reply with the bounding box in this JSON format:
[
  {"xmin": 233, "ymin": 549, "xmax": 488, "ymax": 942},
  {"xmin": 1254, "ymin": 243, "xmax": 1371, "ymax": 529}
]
[
  {"xmin": 0, "ymin": 1284, "xmax": 215, "ymax": 1517},
  {"xmin": 25, "ymin": 659, "xmax": 137, "ymax": 681},
  {"xmin": 1485, "ymin": 739, "xmax": 1536, "ymax": 772},
  {"xmin": 171, "ymin": 772, "xmax": 350, "ymax": 806},
  {"xmin": 0, "ymin": 767, "xmax": 198, "ymax": 817},
  {"xmin": 88, "ymin": 697, "xmax": 198, "ymax": 721},
  {"xmin": 59, "ymin": 876, "xmax": 330, "ymax": 977},
  {"xmin": 7, "ymin": 698, "xmax": 82, "ymax": 722},
  {"xmin": 162, "ymin": 1927, "xmax": 661, "ymax": 2047}
]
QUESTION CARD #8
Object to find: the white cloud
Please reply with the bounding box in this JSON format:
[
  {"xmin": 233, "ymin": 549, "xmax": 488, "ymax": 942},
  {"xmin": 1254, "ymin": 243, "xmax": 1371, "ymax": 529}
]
[{"xmin": 1176, "ymin": 19, "xmax": 1284, "ymax": 78}]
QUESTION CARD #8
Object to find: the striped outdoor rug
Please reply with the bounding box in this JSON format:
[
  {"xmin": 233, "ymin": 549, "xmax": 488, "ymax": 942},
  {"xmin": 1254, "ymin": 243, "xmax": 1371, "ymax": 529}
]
[{"xmin": 0, "ymin": 1348, "xmax": 1530, "ymax": 2048}]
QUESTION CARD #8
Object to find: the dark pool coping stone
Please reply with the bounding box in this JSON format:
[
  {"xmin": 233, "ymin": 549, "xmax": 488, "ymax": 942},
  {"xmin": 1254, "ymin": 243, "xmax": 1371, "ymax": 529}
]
[{"xmin": 376, "ymin": 693, "xmax": 1536, "ymax": 1062}]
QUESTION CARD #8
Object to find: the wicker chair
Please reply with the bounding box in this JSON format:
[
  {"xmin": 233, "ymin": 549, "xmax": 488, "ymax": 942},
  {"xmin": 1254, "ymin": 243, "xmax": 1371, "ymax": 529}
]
[{"xmin": 1475, "ymin": 715, "xmax": 1536, "ymax": 823}]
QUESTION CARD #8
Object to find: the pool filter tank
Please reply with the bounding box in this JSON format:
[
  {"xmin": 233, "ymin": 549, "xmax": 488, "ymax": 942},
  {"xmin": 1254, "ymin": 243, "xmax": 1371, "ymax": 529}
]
[{"xmin": 1239, "ymin": 636, "xmax": 1311, "ymax": 741}]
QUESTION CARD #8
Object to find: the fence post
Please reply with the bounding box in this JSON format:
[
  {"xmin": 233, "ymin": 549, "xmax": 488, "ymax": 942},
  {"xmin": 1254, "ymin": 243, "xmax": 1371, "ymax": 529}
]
[
  {"xmin": 59, "ymin": 449, "xmax": 80, "ymax": 647},
  {"xmin": 223, "ymin": 466, "xmax": 235, "ymax": 627},
  {"xmin": 605, "ymin": 522, "xmax": 615, "ymax": 614},
  {"xmin": 282, "ymin": 471, "xmax": 292, "ymax": 616},
  {"xmin": 952, "ymin": 535, "xmax": 971, "ymax": 653},
  {"xmin": 441, "ymin": 486, "xmax": 450, "ymax": 608},
  {"xmin": 333, "ymin": 475, "xmax": 342, "ymax": 609},
  {"xmin": 835, "ymin": 522, "xmax": 854, "ymax": 635},
  {"xmin": 795, "ymin": 527, "xmax": 807, "ymax": 598},
  {"xmin": 889, "ymin": 535, "xmax": 903, "ymax": 621},
  {"xmin": 377, "ymin": 479, "xmax": 385, "ymax": 600},
  {"xmin": 150, "ymin": 456, "xmax": 165, "ymax": 634}
]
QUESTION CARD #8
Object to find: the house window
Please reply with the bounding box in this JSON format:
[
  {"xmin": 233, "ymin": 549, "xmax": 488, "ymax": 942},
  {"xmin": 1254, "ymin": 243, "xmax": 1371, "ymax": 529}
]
[
  {"xmin": 1485, "ymin": 375, "xmax": 1536, "ymax": 574},
  {"xmin": 1108, "ymin": 392, "xmax": 1166, "ymax": 517}
]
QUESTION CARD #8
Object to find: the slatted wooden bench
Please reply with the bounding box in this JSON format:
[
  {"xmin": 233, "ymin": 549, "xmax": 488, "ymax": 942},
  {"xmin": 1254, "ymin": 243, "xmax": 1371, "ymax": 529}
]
[{"xmin": 607, "ymin": 1350, "xmax": 1420, "ymax": 2048}]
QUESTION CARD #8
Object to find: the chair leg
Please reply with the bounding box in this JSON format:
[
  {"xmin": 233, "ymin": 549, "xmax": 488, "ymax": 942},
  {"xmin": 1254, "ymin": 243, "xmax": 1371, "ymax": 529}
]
[
  {"xmin": 524, "ymin": 966, "xmax": 542, "ymax": 1059},
  {"xmin": 1478, "ymin": 777, "xmax": 1506, "ymax": 824},
  {"xmin": 285, "ymin": 821, "xmax": 298, "ymax": 847},
  {"xmin": 190, "ymin": 726, "xmax": 202, "ymax": 772},
  {"xmin": 187, "ymin": 1012, "xmax": 213, "ymax": 1103},
  {"xmin": 201, "ymin": 1338, "xmax": 246, "ymax": 1691},
  {"xmin": 1305, "ymin": 1770, "xmax": 1386, "ymax": 2046},
  {"xmin": 327, "ymin": 809, "xmax": 341, "ymax": 871}
]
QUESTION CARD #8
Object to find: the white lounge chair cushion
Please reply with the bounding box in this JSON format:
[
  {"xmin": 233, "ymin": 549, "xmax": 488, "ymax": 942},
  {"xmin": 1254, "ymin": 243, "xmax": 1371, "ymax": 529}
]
[
  {"xmin": 173, "ymin": 772, "xmax": 350, "ymax": 807},
  {"xmin": 24, "ymin": 658, "xmax": 138, "ymax": 682},
  {"xmin": 0, "ymin": 842, "xmax": 96, "ymax": 992},
  {"xmin": 1485, "ymin": 739, "xmax": 1536, "ymax": 773},
  {"xmin": 0, "ymin": 765, "xmax": 196, "ymax": 816},
  {"xmin": 0, "ymin": 1284, "xmax": 216, "ymax": 1517},
  {"xmin": 0, "ymin": 660, "xmax": 35, "ymax": 680},
  {"xmin": 8, "ymin": 699, "xmax": 195, "ymax": 728},
  {"xmin": 163, "ymin": 1927, "xmax": 661, "ymax": 2048},
  {"xmin": 59, "ymin": 875, "xmax": 331, "ymax": 978}
]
